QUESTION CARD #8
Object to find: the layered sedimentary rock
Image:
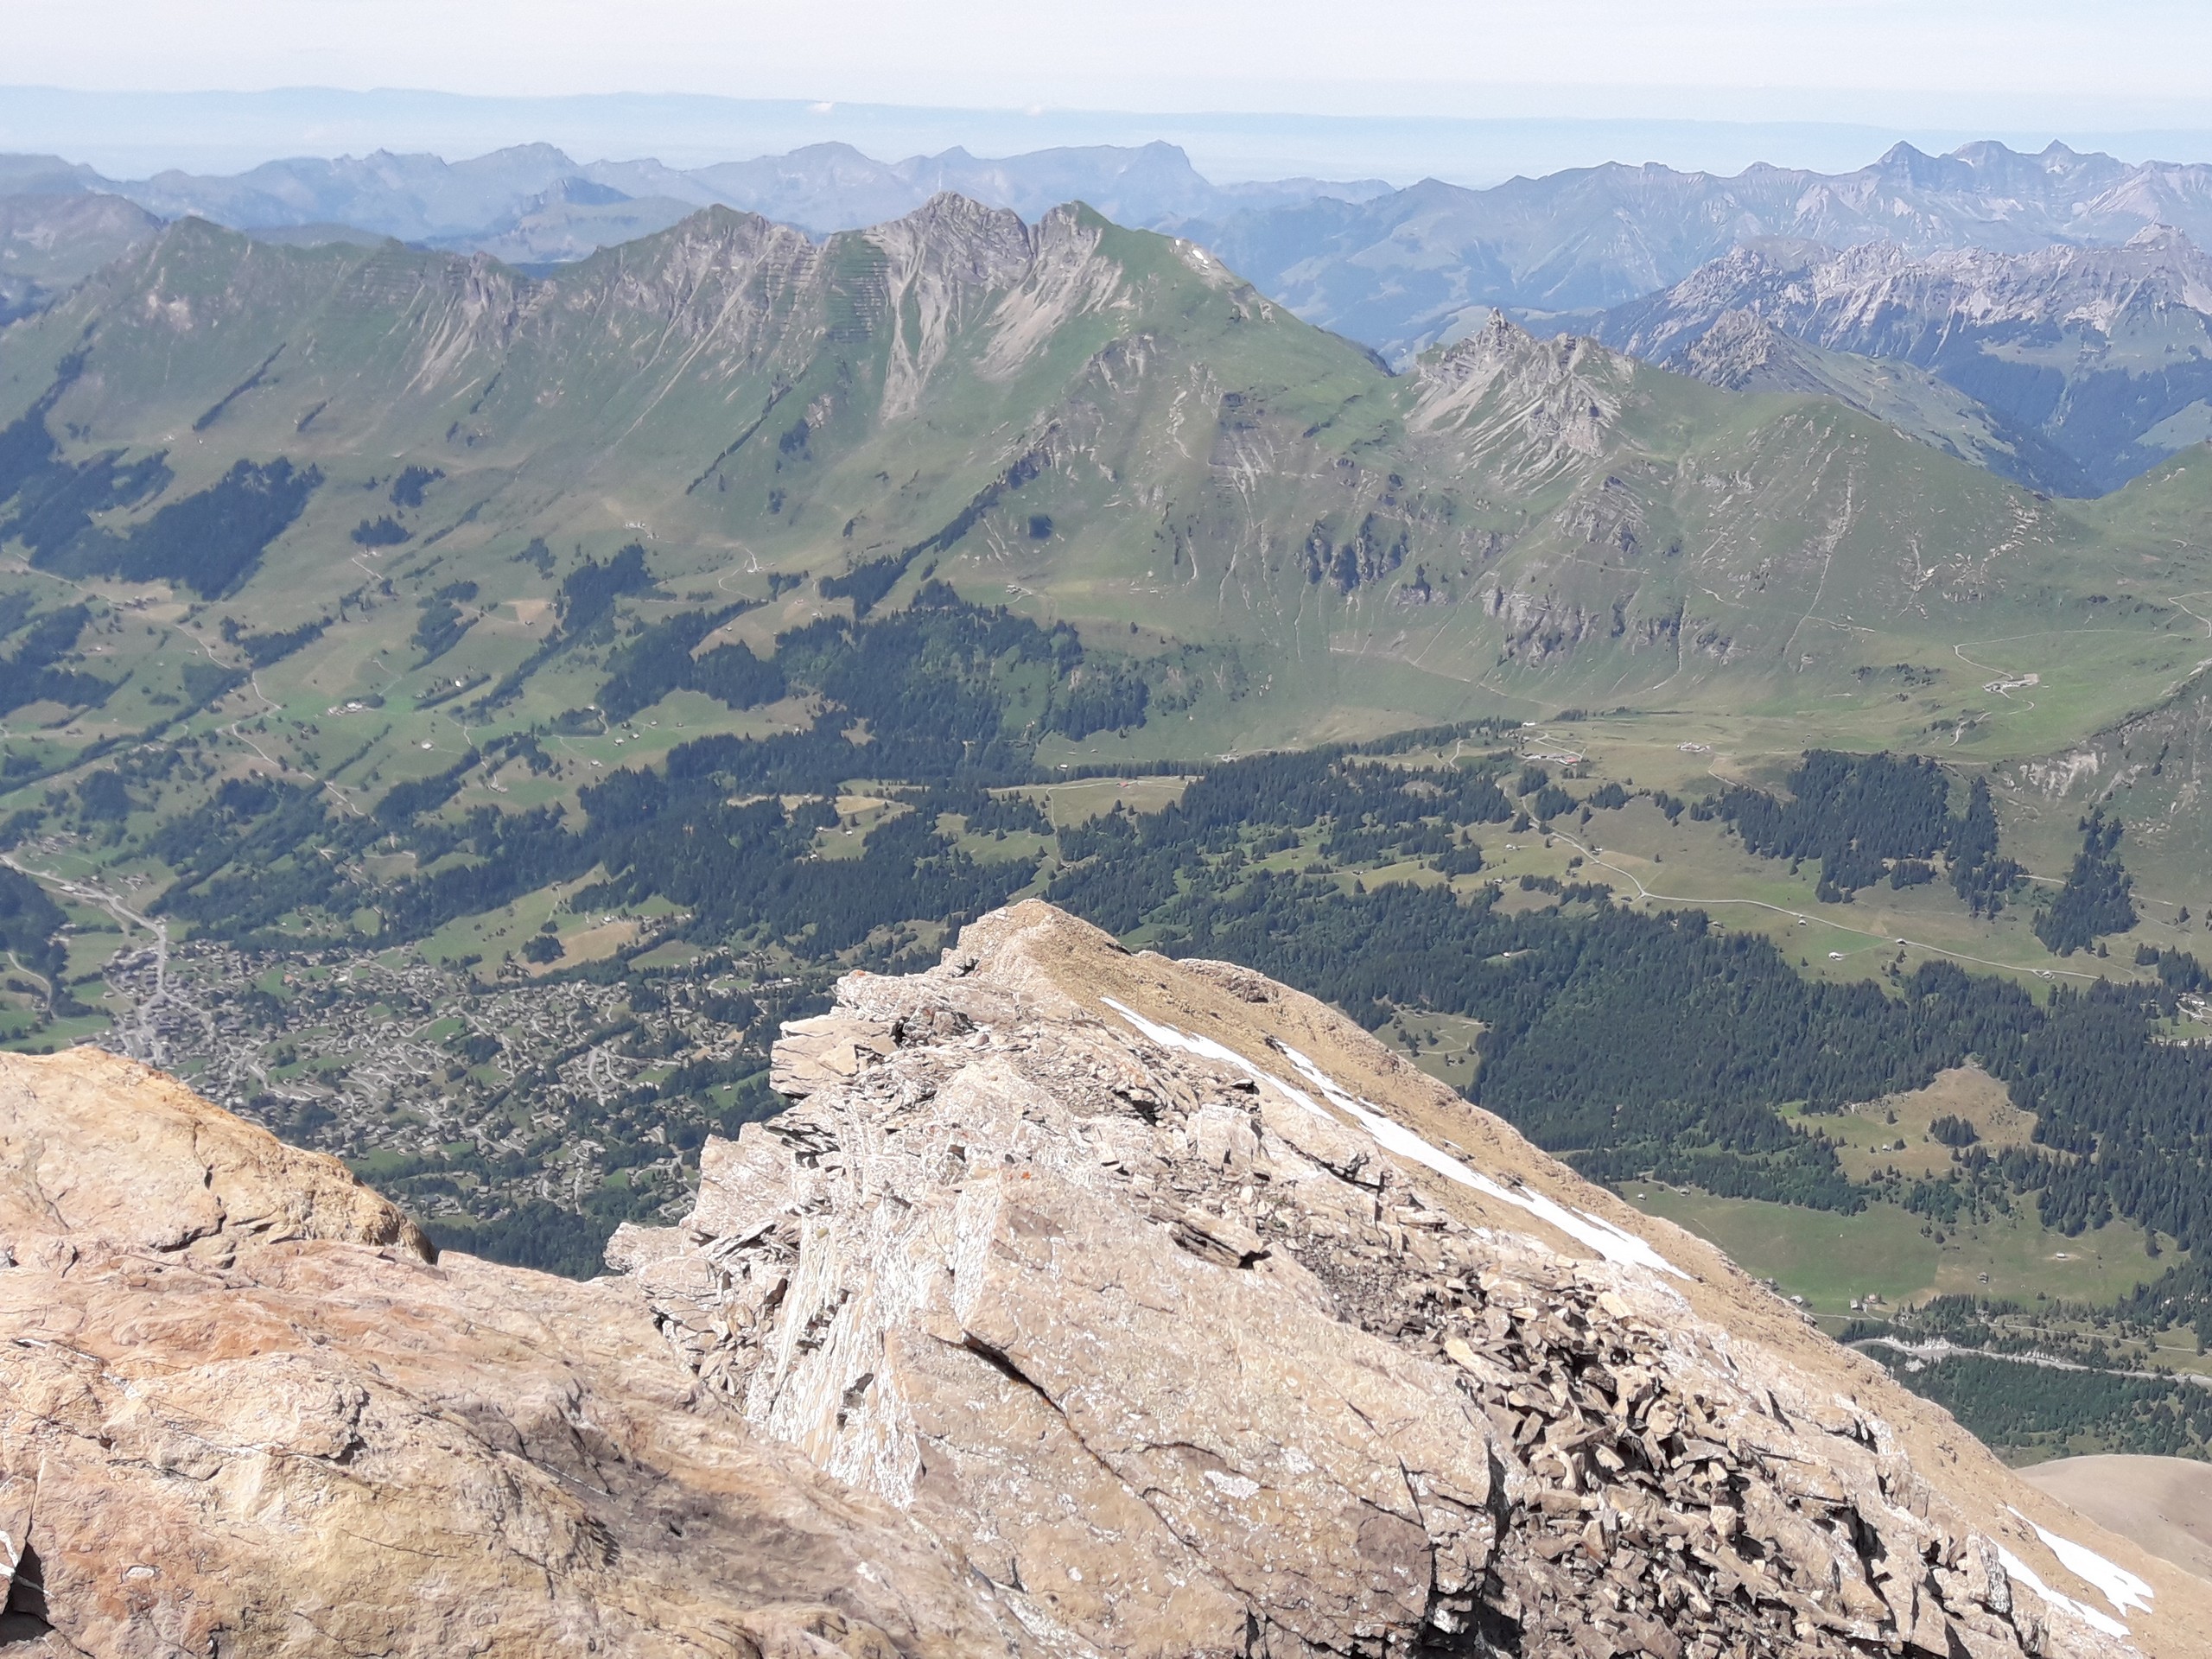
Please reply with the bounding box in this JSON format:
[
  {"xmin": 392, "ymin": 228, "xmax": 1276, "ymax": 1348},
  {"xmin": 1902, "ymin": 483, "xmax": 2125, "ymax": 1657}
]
[
  {"xmin": 0, "ymin": 1049, "xmax": 1039, "ymax": 1657},
  {"xmin": 5, "ymin": 904, "xmax": 2212, "ymax": 1656},
  {"xmin": 625, "ymin": 901, "xmax": 2212, "ymax": 1659}
]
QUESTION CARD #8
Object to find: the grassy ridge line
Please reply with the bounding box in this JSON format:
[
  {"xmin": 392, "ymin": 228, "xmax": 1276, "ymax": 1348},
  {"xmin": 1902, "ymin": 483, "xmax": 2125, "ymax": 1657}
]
[{"xmin": 2, "ymin": 206, "xmax": 2208, "ymax": 794}]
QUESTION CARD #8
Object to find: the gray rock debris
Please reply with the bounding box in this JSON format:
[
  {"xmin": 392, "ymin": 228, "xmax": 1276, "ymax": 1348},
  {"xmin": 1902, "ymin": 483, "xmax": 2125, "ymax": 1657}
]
[{"xmin": 614, "ymin": 907, "xmax": 2132, "ymax": 1659}]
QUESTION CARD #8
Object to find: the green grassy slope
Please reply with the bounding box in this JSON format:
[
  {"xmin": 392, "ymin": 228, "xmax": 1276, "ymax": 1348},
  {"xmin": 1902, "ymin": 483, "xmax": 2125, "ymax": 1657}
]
[
  {"xmin": 2, "ymin": 198, "xmax": 2209, "ymax": 1023},
  {"xmin": 5, "ymin": 204, "xmax": 2208, "ymax": 778},
  {"xmin": 0, "ymin": 203, "xmax": 2202, "ymax": 1007}
]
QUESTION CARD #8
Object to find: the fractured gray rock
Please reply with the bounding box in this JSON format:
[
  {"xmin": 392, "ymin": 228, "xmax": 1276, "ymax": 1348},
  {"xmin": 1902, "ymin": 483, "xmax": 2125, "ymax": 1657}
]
[{"xmin": 620, "ymin": 902, "xmax": 2157, "ymax": 1659}]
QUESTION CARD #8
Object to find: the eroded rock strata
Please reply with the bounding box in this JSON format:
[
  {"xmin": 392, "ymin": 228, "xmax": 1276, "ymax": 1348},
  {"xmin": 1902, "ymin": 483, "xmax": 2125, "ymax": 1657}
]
[
  {"xmin": 0, "ymin": 1050, "xmax": 1031, "ymax": 1658},
  {"xmin": 626, "ymin": 902, "xmax": 2199, "ymax": 1659},
  {"xmin": 3, "ymin": 901, "xmax": 2208, "ymax": 1657}
]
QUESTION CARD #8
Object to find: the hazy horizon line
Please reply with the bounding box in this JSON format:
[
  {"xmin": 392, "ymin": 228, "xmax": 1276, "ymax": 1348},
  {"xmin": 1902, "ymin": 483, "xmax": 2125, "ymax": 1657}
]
[{"xmin": 10, "ymin": 85, "xmax": 2212, "ymax": 188}]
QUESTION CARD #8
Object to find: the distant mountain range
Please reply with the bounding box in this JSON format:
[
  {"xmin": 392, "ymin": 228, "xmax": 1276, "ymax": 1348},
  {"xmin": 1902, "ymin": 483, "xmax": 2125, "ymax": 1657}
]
[
  {"xmin": 12, "ymin": 136, "xmax": 2212, "ymax": 363},
  {"xmin": 10, "ymin": 136, "xmax": 2212, "ymax": 496},
  {"xmin": 0, "ymin": 139, "xmax": 1389, "ymax": 262},
  {"xmin": 1200, "ymin": 142, "xmax": 2212, "ymax": 363},
  {"xmin": 1591, "ymin": 227, "xmax": 2212, "ymax": 494}
]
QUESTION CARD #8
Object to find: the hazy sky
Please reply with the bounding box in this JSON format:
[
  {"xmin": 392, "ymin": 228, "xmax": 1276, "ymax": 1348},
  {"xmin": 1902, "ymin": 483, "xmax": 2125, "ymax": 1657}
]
[{"xmin": 12, "ymin": 0, "xmax": 2212, "ymax": 124}]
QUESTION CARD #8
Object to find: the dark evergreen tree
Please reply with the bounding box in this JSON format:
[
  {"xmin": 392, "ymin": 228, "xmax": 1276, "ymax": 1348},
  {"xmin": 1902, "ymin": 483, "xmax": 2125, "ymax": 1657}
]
[
  {"xmin": 1719, "ymin": 750, "xmax": 1953, "ymax": 896},
  {"xmin": 1948, "ymin": 776, "xmax": 2023, "ymax": 916},
  {"xmin": 2036, "ymin": 810, "xmax": 2137, "ymax": 955}
]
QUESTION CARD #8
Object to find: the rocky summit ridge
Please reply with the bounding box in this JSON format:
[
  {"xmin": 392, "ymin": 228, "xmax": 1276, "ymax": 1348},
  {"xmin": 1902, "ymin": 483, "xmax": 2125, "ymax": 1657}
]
[{"xmin": 4, "ymin": 902, "xmax": 2210, "ymax": 1657}]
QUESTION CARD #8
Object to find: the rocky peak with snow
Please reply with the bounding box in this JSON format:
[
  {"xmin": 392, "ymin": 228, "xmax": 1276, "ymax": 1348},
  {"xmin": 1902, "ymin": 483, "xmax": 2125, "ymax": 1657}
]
[{"xmin": 615, "ymin": 899, "xmax": 2196, "ymax": 1659}]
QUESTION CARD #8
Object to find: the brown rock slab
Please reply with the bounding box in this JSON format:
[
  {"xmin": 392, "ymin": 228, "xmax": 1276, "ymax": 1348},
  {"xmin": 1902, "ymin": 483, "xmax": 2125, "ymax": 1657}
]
[{"xmin": 0, "ymin": 1052, "xmax": 1042, "ymax": 1658}]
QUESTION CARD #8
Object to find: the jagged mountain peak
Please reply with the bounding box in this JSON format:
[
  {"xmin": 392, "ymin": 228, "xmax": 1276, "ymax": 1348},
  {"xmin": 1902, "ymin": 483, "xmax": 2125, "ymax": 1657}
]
[
  {"xmin": 1411, "ymin": 310, "xmax": 1637, "ymax": 480},
  {"xmin": 2124, "ymin": 222, "xmax": 2196, "ymax": 252},
  {"xmin": 868, "ymin": 188, "xmax": 1033, "ymax": 260},
  {"xmin": 550, "ymin": 190, "xmax": 1092, "ymax": 285},
  {"xmin": 1679, "ymin": 306, "xmax": 1804, "ymax": 389},
  {"xmin": 1423, "ymin": 308, "xmax": 1622, "ymax": 383}
]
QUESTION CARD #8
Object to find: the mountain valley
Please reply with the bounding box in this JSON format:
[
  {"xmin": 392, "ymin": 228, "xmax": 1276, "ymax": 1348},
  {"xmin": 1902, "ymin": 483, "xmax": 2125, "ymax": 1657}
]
[
  {"xmin": 1593, "ymin": 230, "xmax": 2212, "ymax": 495},
  {"xmin": 17, "ymin": 0, "xmax": 2212, "ymax": 1621},
  {"xmin": 6, "ymin": 133, "xmax": 2212, "ymax": 1578}
]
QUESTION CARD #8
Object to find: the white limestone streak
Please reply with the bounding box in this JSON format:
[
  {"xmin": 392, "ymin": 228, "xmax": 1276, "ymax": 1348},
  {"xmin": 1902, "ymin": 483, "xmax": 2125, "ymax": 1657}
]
[
  {"xmin": 1101, "ymin": 996, "xmax": 1334, "ymax": 1117},
  {"xmin": 1100, "ymin": 997, "xmax": 1684, "ymax": 1278},
  {"xmin": 1272, "ymin": 1042, "xmax": 1687, "ymax": 1280}
]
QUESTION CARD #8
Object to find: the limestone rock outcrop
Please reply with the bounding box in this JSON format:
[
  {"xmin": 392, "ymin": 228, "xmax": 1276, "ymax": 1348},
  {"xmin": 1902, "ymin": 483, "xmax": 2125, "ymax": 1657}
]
[
  {"xmin": 0, "ymin": 1051, "xmax": 1046, "ymax": 1657},
  {"xmin": 629, "ymin": 901, "xmax": 2212, "ymax": 1659},
  {"xmin": 5, "ymin": 905, "xmax": 2212, "ymax": 1657},
  {"xmin": 0, "ymin": 1046, "xmax": 431, "ymax": 1264}
]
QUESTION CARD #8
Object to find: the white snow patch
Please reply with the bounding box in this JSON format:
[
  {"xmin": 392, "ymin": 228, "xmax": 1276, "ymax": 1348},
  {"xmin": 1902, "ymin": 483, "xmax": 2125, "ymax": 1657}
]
[
  {"xmin": 1271, "ymin": 1043, "xmax": 1685, "ymax": 1280},
  {"xmin": 1102, "ymin": 997, "xmax": 1333, "ymax": 1120},
  {"xmin": 1997, "ymin": 1544, "xmax": 2133, "ymax": 1640},
  {"xmin": 2010, "ymin": 1507, "xmax": 2154, "ymax": 1616},
  {"xmin": 1100, "ymin": 998, "xmax": 1683, "ymax": 1278}
]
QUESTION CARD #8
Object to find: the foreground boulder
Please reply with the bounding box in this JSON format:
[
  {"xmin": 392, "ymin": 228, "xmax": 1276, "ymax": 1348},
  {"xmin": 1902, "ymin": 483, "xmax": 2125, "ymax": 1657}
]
[
  {"xmin": 0, "ymin": 1050, "xmax": 1037, "ymax": 1656},
  {"xmin": 3, "ymin": 904, "xmax": 2209, "ymax": 1656}
]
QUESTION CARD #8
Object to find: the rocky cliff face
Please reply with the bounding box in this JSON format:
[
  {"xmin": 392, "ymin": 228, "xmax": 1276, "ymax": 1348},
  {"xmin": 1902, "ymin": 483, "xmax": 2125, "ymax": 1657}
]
[
  {"xmin": 0, "ymin": 1049, "xmax": 1039, "ymax": 1657},
  {"xmin": 620, "ymin": 901, "xmax": 2208, "ymax": 1659},
  {"xmin": 1602, "ymin": 231, "xmax": 2212, "ymax": 369},
  {"xmin": 1595, "ymin": 229, "xmax": 2212, "ymax": 493},
  {"xmin": 1411, "ymin": 312, "xmax": 1632, "ymax": 491},
  {"xmin": 5, "ymin": 906, "xmax": 2210, "ymax": 1657}
]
